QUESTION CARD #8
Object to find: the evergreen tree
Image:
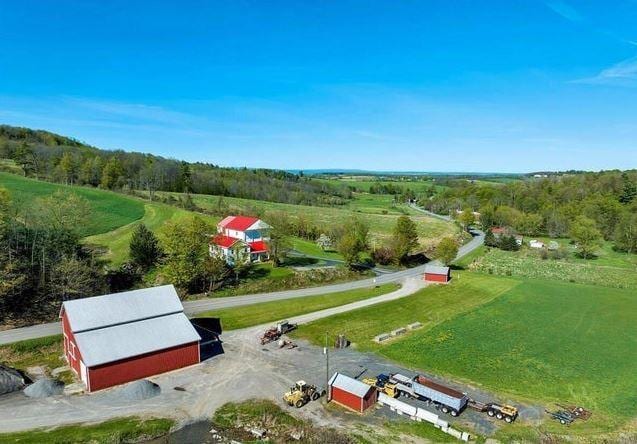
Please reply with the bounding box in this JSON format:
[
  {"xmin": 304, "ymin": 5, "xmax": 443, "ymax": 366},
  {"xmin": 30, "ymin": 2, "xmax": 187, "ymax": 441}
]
[
  {"xmin": 484, "ymin": 229, "xmax": 498, "ymax": 247},
  {"xmin": 619, "ymin": 173, "xmax": 637, "ymax": 204},
  {"xmin": 129, "ymin": 224, "xmax": 163, "ymax": 270}
]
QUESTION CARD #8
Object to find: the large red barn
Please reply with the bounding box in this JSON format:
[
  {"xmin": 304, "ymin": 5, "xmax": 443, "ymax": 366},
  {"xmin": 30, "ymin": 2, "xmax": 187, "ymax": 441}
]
[
  {"xmin": 60, "ymin": 285, "xmax": 201, "ymax": 392},
  {"xmin": 328, "ymin": 372, "xmax": 377, "ymax": 413},
  {"xmin": 423, "ymin": 264, "xmax": 451, "ymax": 283}
]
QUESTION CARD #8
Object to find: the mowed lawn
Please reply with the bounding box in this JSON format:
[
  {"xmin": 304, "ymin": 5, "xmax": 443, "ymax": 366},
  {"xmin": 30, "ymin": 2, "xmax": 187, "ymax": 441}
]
[
  {"xmin": 292, "ymin": 273, "xmax": 520, "ymax": 351},
  {"xmin": 0, "ymin": 172, "xmax": 145, "ymax": 236},
  {"xmin": 385, "ymin": 279, "xmax": 637, "ymax": 420},
  {"xmin": 200, "ymin": 283, "xmax": 400, "ymax": 330}
]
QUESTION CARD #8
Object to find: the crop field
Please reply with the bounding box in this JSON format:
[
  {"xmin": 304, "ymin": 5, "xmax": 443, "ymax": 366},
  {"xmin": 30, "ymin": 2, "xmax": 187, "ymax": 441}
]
[
  {"xmin": 313, "ymin": 176, "xmax": 445, "ymax": 193},
  {"xmin": 181, "ymin": 192, "xmax": 458, "ymax": 250},
  {"xmin": 470, "ymin": 248, "xmax": 637, "ymax": 289},
  {"xmin": 0, "ymin": 172, "xmax": 145, "ymax": 236},
  {"xmin": 295, "ymin": 273, "xmax": 637, "ymax": 435}
]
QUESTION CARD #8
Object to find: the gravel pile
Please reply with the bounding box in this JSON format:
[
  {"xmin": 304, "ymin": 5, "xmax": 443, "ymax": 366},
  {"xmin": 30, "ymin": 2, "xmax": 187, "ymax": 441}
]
[
  {"xmin": 115, "ymin": 380, "xmax": 161, "ymax": 401},
  {"xmin": 0, "ymin": 365, "xmax": 28, "ymax": 395},
  {"xmin": 23, "ymin": 378, "xmax": 64, "ymax": 398}
]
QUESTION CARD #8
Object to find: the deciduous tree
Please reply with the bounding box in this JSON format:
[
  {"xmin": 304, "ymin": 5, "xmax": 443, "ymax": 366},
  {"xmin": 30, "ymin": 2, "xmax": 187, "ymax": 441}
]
[
  {"xmin": 391, "ymin": 215, "xmax": 419, "ymax": 264},
  {"xmin": 433, "ymin": 237, "xmax": 459, "ymax": 266},
  {"xmin": 569, "ymin": 215, "xmax": 602, "ymax": 259}
]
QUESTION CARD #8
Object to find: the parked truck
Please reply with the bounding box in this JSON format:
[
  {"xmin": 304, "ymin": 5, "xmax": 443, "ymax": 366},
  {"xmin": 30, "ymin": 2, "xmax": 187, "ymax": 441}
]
[{"xmin": 389, "ymin": 373, "xmax": 469, "ymax": 416}]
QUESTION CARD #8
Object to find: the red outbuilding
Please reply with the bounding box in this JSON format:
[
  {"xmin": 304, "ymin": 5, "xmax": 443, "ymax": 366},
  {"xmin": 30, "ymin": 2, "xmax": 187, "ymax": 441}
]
[
  {"xmin": 423, "ymin": 264, "xmax": 451, "ymax": 283},
  {"xmin": 328, "ymin": 372, "xmax": 377, "ymax": 413},
  {"xmin": 60, "ymin": 285, "xmax": 201, "ymax": 392}
]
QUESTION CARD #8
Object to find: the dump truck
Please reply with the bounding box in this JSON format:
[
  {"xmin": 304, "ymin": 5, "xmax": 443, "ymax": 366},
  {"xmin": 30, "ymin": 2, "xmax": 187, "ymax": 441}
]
[
  {"xmin": 362, "ymin": 374, "xmax": 399, "ymax": 398},
  {"xmin": 283, "ymin": 380, "xmax": 325, "ymax": 408},
  {"xmin": 468, "ymin": 400, "xmax": 518, "ymax": 423},
  {"xmin": 389, "ymin": 373, "xmax": 469, "ymax": 416}
]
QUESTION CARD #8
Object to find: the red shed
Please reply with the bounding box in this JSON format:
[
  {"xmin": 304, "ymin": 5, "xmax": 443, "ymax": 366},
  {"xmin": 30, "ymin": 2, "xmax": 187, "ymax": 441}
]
[
  {"xmin": 328, "ymin": 372, "xmax": 377, "ymax": 413},
  {"xmin": 59, "ymin": 285, "xmax": 201, "ymax": 392},
  {"xmin": 424, "ymin": 264, "xmax": 451, "ymax": 283}
]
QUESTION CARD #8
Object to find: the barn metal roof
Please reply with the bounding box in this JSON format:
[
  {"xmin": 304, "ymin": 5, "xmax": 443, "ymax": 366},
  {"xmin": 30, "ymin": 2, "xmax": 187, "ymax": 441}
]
[
  {"xmin": 61, "ymin": 285, "xmax": 184, "ymax": 333},
  {"xmin": 328, "ymin": 372, "xmax": 373, "ymax": 398},
  {"xmin": 74, "ymin": 313, "xmax": 201, "ymax": 367},
  {"xmin": 424, "ymin": 265, "xmax": 450, "ymax": 275}
]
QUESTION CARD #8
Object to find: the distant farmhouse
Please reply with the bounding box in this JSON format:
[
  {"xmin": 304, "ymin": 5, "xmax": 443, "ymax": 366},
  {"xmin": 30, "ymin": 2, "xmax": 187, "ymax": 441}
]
[
  {"xmin": 210, "ymin": 216, "xmax": 271, "ymax": 265},
  {"xmin": 491, "ymin": 227, "xmax": 523, "ymax": 246}
]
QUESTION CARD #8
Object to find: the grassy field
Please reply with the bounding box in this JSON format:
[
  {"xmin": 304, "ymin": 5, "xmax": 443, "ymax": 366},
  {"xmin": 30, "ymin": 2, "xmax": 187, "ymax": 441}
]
[
  {"xmin": 181, "ymin": 191, "xmax": 458, "ymax": 250},
  {"xmin": 470, "ymin": 248, "xmax": 637, "ymax": 289},
  {"xmin": 313, "ymin": 176, "xmax": 445, "ymax": 193},
  {"xmin": 199, "ymin": 283, "xmax": 400, "ymax": 330},
  {"xmin": 85, "ymin": 202, "xmax": 219, "ymax": 266},
  {"xmin": 291, "ymin": 272, "xmax": 519, "ymax": 351},
  {"xmin": 294, "ymin": 272, "xmax": 637, "ymax": 434},
  {"xmin": 0, "ymin": 172, "xmax": 145, "ymax": 236},
  {"xmin": 0, "ymin": 417, "xmax": 174, "ymax": 443}
]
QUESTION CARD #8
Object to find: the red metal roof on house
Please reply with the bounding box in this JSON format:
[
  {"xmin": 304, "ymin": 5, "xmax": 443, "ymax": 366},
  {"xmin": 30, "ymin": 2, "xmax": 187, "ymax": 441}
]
[
  {"xmin": 218, "ymin": 215, "xmax": 260, "ymax": 231},
  {"xmin": 212, "ymin": 234, "xmax": 243, "ymax": 248},
  {"xmin": 249, "ymin": 241, "xmax": 268, "ymax": 253}
]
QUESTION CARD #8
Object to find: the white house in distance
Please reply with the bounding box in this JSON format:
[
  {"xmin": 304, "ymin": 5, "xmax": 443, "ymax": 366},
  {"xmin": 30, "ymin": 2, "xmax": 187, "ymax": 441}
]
[{"xmin": 210, "ymin": 215, "xmax": 271, "ymax": 265}]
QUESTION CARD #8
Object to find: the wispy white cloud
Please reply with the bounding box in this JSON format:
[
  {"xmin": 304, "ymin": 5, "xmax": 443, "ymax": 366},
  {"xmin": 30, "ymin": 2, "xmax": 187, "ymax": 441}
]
[
  {"xmin": 573, "ymin": 56, "xmax": 637, "ymax": 86},
  {"xmin": 545, "ymin": 1, "xmax": 584, "ymax": 22}
]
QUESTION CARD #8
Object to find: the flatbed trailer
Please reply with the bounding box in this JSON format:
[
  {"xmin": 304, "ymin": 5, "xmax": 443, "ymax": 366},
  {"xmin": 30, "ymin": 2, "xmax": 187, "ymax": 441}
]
[{"xmin": 390, "ymin": 373, "xmax": 468, "ymax": 416}]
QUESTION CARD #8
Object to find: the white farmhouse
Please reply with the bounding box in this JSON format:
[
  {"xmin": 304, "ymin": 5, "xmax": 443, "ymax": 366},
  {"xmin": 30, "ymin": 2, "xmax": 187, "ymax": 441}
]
[{"xmin": 210, "ymin": 216, "xmax": 271, "ymax": 265}]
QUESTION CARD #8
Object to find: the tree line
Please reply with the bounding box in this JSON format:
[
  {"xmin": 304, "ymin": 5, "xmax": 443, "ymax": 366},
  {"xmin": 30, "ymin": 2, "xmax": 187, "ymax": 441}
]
[
  {"xmin": 422, "ymin": 170, "xmax": 637, "ymax": 255},
  {"xmin": 0, "ymin": 125, "xmax": 351, "ymax": 207}
]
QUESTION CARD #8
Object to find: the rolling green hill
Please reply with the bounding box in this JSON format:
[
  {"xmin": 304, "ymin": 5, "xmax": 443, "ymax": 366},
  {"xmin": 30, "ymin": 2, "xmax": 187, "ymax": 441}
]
[{"xmin": 0, "ymin": 172, "xmax": 145, "ymax": 236}]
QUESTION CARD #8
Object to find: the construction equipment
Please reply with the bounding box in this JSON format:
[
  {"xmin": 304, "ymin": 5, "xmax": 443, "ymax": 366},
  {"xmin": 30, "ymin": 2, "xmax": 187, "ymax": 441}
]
[
  {"xmin": 390, "ymin": 373, "xmax": 469, "ymax": 416},
  {"xmin": 260, "ymin": 320, "xmax": 298, "ymax": 345},
  {"xmin": 283, "ymin": 380, "xmax": 325, "ymax": 408},
  {"xmin": 546, "ymin": 409, "xmax": 575, "ymax": 425},
  {"xmin": 556, "ymin": 404, "xmax": 592, "ymax": 421},
  {"xmin": 362, "ymin": 374, "xmax": 399, "ymax": 398},
  {"xmin": 469, "ymin": 400, "xmax": 518, "ymax": 423}
]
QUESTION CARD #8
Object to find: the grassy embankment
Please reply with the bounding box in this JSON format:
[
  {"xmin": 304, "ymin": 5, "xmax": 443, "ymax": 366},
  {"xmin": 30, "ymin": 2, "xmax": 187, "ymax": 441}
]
[
  {"xmin": 199, "ymin": 283, "xmax": 400, "ymax": 330},
  {"xmin": 0, "ymin": 417, "xmax": 174, "ymax": 443},
  {"xmin": 293, "ymin": 272, "xmax": 637, "ymax": 438}
]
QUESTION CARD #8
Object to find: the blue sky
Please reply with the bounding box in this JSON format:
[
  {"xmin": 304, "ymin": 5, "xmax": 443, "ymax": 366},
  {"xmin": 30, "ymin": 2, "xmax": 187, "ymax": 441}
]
[{"xmin": 1, "ymin": 1, "xmax": 636, "ymax": 172}]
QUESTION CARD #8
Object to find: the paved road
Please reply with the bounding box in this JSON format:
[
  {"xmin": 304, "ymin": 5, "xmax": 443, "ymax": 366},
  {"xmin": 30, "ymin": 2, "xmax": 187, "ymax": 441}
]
[{"xmin": 0, "ymin": 208, "xmax": 484, "ymax": 346}]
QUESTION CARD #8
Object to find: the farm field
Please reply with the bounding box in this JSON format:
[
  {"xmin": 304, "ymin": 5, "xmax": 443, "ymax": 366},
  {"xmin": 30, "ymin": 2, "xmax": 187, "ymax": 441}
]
[
  {"xmin": 294, "ymin": 273, "xmax": 637, "ymax": 437},
  {"xmin": 199, "ymin": 283, "xmax": 399, "ymax": 330},
  {"xmin": 470, "ymin": 248, "xmax": 637, "ymax": 289},
  {"xmin": 0, "ymin": 172, "xmax": 145, "ymax": 236},
  {"xmin": 176, "ymin": 191, "xmax": 458, "ymax": 250},
  {"xmin": 85, "ymin": 202, "xmax": 218, "ymax": 266},
  {"xmin": 313, "ymin": 176, "xmax": 445, "ymax": 193}
]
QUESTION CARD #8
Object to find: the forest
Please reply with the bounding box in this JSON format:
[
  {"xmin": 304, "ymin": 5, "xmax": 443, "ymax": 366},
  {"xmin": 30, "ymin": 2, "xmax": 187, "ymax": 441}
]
[
  {"xmin": 0, "ymin": 125, "xmax": 350, "ymax": 206},
  {"xmin": 423, "ymin": 171, "xmax": 637, "ymax": 253}
]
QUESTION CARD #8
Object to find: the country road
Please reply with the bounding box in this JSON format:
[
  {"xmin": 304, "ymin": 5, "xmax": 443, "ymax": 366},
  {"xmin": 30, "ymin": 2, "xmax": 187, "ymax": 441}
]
[{"xmin": 0, "ymin": 207, "xmax": 484, "ymax": 346}]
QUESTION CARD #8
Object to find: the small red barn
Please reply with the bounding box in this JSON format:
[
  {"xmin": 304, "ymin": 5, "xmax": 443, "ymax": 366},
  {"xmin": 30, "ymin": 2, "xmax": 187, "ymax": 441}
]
[
  {"xmin": 328, "ymin": 372, "xmax": 377, "ymax": 413},
  {"xmin": 423, "ymin": 264, "xmax": 451, "ymax": 283},
  {"xmin": 60, "ymin": 285, "xmax": 201, "ymax": 392}
]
